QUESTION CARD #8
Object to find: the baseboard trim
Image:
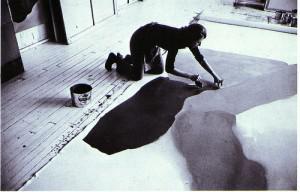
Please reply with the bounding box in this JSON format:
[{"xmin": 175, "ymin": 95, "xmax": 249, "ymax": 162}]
[{"xmin": 1, "ymin": 57, "xmax": 25, "ymax": 83}]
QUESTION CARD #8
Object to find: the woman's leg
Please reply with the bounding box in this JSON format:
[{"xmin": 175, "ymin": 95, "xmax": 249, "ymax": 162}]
[
  {"xmin": 122, "ymin": 29, "xmax": 146, "ymax": 81},
  {"xmin": 129, "ymin": 53, "xmax": 144, "ymax": 81},
  {"xmin": 114, "ymin": 53, "xmax": 144, "ymax": 81},
  {"xmin": 105, "ymin": 52, "xmax": 118, "ymax": 71},
  {"xmin": 128, "ymin": 40, "xmax": 145, "ymax": 80},
  {"xmin": 115, "ymin": 54, "xmax": 131, "ymax": 76},
  {"xmin": 145, "ymin": 47, "xmax": 164, "ymax": 74}
]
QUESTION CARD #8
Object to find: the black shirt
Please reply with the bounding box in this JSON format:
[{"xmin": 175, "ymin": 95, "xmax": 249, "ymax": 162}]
[{"xmin": 134, "ymin": 22, "xmax": 205, "ymax": 71}]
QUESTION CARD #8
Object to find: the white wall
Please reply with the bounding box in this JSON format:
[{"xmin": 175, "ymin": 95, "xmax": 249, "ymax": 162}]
[
  {"xmin": 266, "ymin": 0, "xmax": 297, "ymax": 11},
  {"xmin": 91, "ymin": 0, "xmax": 115, "ymax": 24},
  {"xmin": 60, "ymin": 0, "xmax": 94, "ymax": 40}
]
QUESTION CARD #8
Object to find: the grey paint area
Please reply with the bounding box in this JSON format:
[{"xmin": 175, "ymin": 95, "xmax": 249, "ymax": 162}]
[
  {"xmin": 172, "ymin": 111, "xmax": 266, "ymax": 190},
  {"xmin": 181, "ymin": 65, "xmax": 296, "ymax": 114},
  {"xmin": 169, "ymin": 49, "xmax": 296, "ymax": 190},
  {"xmin": 172, "ymin": 49, "xmax": 289, "ymax": 87}
]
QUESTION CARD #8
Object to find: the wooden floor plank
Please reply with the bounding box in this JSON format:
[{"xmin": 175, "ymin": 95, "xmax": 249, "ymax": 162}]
[
  {"xmin": 2, "ymin": 44, "xmax": 95, "ymax": 105},
  {"xmin": 2, "ymin": 52, "xmax": 101, "ymax": 128},
  {"xmin": 2, "ymin": 67, "xmax": 116, "ymax": 165},
  {"xmin": 7, "ymin": 80, "xmax": 132, "ymax": 190},
  {"xmin": 1, "ymin": 19, "xmax": 128, "ymax": 103},
  {"xmin": 2, "ymin": 42, "xmax": 91, "ymax": 88},
  {"xmin": 4, "ymin": 78, "xmax": 129, "ymax": 188},
  {"xmin": 2, "ymin": 33, "xmax": 126, "ymax": 107},
  {"xmin": 3, "ymin": 37, "xmax": 125, "ymax": 127},
  {"xmin": 4, "ymin": 75, "xmax": 122, "ymax": 183},
  {"xmin": 2, "ymin": 57, "xmax": 106, "ymax": 143},
  {"xmin": 5, "ymin": 65, "xmax": 124, "ymax": 169},
  {"xmin": 3, "ymin": 63, "xmax": 105, "ymax": 159}
]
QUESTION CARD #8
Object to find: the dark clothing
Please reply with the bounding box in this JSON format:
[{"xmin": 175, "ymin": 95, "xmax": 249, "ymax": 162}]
[
  {"xmin": 118, "ymin": 22, "xmax": 206, "ymax": 80},
  {"xmin": 8, "ymin": 0, "xmax": 38, "ymax": 23}
]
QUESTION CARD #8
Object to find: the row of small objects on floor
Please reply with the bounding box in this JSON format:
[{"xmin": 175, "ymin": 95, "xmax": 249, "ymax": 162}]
[{"xmin": 267, "ymin": 9, "xmax": 297, "ymax": 27}]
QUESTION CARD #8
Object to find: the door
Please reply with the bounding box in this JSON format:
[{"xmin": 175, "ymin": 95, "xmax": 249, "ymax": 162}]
[
  {"xmin": 8, "ymin": 0, "xmax": 52, "ymax": 50},
  {"xmin": 60, "ymin": 0, "xmax": 94, "ymax": 42},
  {"xmin": 116, "ymin": 0, "xmax": 128, "ymax": 10},
  {"xmin": 91, "ymin": 0, "xmax": 115, "ymax": 24}
]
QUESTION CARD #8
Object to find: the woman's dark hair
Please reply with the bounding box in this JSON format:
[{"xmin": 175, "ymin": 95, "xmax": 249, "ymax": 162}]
[
  {"xmin": 187, "ymin": 23, "xmax": 207, "ymax": 39},
  {"xmin": 180, "ymin": 23, "xmax": 207, "ymax": 46}
]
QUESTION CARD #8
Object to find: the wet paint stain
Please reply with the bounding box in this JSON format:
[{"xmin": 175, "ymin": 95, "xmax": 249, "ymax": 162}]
[
  {"xmin": 83, "ymin": 77, "xmax": 202, "ymax": 155},
  {"xmin": 29, "ymin": 131, "xmax": 36, "ymax": 135},
  {"xmin": 172, "ymin": 110, "xmax": 267, "ymax": 190}
]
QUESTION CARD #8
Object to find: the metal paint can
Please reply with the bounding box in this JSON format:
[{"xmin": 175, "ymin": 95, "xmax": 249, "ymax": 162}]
[
  {"xmin": 70, "ymin": 83, "xmax": 92, "ymax": 107},
  {"xmin": 290, "ymin": 17, "xmax": 297, "ymax": 27},
  {"xmin": 281, "ymin": 12, "xmax": 292, "ymax": 24},
  {"xmin": 274, "ymin": 11, "xmax": 283, "ymax": 20}
]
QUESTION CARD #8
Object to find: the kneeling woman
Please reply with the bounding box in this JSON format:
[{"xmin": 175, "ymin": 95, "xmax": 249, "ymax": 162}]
[{"xmin": 105, "ymin": 22, "xmax": 223, "ymax": 87}]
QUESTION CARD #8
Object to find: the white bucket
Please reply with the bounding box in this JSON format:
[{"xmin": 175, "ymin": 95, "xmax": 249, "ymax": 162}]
[{"xmin": 70, "ymin": 83, "xmax": 92, "ymax": 107}]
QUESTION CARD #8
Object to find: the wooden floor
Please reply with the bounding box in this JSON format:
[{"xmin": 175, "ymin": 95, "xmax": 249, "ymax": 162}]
[
  {"xmin": 1, "ymin": 0, "xmax": 297, "ymax": 190},
  {"xmin": 1, "ymin": 31, "xmax": 129, "ymax": 191},
  {"xmin": 1, "ymin": 3, "xmax": 148, "ymax": 190}
]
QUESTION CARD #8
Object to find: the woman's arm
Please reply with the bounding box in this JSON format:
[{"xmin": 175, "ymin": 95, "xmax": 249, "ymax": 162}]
[
  {"xmin": 165, "ymin": 50, "xmax": 197, "ymax": 80},
  {"xmin": 189, "ymin": 46, "xmax": 223, "ymax": 86}
]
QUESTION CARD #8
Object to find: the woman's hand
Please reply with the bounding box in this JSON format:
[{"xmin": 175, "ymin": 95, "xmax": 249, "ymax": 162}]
[
  {"xmin": 190, "ymin": 74, "xmax": 199, "ymax": 81},
  {"xmin": 214, "ymin": 77, "xmax": 223, "ymax": 88},
  {"xmin": 190, "ymin": 74, "xmax": 203, "ymax": 87}
]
